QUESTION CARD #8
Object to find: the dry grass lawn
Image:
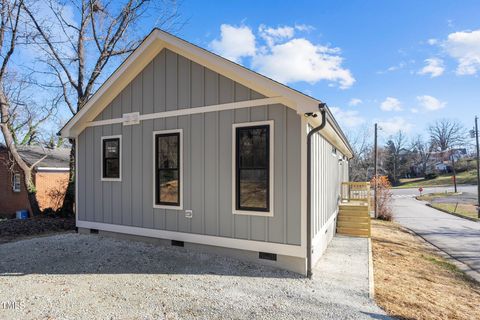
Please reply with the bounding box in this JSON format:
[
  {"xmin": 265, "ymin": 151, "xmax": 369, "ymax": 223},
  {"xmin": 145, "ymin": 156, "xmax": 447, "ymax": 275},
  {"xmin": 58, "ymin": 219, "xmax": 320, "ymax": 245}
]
[
  {"xmin": 372, "ymin": 219, "xmax": 480, "ymax": 320},
  {"xmin": 431, "ymin": 203, "xmax": 479, "ymax": 220}
]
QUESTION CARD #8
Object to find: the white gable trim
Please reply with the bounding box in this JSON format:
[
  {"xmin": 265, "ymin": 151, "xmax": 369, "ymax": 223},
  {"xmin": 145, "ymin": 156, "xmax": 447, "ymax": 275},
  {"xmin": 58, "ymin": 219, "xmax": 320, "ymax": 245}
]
[{"xmin": 60, "ymin": 29, "xmax": 321, "ymax": 138}]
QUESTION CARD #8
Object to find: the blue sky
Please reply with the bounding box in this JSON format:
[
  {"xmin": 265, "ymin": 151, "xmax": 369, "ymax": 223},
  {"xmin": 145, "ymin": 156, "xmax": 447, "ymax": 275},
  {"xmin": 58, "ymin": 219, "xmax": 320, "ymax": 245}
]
[{"xmin": 170, "ymin": 0, "xmax": 480, "ymax": 140}]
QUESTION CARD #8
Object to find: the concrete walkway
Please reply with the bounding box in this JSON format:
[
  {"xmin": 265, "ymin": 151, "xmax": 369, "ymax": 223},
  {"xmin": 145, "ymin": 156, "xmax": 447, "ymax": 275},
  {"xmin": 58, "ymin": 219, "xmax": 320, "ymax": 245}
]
[
  {"xmin": 314, "ymin": 236, "xmax": 390, "ymax": 319},
  {"xmin": 392, "ymin": 196, "xmax": 480, "ymax": 279}
]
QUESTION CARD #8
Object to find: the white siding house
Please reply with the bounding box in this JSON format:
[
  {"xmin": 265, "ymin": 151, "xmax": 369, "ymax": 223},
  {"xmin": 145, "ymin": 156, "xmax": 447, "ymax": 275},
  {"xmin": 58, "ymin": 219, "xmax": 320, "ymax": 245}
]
[{"xmin": 60, "ymin": 29, "xmax": 353, "ymax": 275}]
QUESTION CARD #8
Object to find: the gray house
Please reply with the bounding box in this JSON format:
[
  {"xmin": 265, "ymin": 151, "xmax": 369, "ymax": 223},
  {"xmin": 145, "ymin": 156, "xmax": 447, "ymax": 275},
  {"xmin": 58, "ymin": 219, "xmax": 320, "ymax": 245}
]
[{"xmin": 60, "ymin": 29, "xmax": 353, "ymax": 276}]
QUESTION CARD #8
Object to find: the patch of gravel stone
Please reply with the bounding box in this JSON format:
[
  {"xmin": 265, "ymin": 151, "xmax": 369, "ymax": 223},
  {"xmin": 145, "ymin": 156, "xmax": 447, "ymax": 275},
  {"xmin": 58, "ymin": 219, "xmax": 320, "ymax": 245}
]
[{"xmin": 0, "ymin": 234, "xmax": 389, "ymax": 319}]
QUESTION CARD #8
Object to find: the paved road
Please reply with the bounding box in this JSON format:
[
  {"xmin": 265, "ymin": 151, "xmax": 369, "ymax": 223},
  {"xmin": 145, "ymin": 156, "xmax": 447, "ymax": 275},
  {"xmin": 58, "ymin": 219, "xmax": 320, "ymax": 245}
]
[
  {"xmin": 392, "ymin": 184, "xmax": 478, "ymax": 197},
  {"xmin": 391, "ymin": 191, "xmax": 480, "ymax": 276}
]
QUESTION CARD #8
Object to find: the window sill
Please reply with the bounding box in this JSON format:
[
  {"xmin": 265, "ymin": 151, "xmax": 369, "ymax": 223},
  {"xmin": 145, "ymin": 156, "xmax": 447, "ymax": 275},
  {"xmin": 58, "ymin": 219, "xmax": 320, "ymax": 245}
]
[
  {"xmin": 101, "ymin": 178, "xmax": 122, "ymax": 182},
  {"xmin": 154, "ymin": 204, "xmax": 183, "ymax": 211},
  {"xmin": 232, "ymin": 209, "xmax": 274, "ymax": 217}
]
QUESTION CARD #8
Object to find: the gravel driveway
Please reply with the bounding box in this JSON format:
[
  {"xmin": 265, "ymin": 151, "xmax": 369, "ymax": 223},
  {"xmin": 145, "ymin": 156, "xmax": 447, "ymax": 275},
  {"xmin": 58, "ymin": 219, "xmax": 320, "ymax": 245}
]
[{"xmin": 0, "ymin": 234, "xmax": 388, "ymax": 319}]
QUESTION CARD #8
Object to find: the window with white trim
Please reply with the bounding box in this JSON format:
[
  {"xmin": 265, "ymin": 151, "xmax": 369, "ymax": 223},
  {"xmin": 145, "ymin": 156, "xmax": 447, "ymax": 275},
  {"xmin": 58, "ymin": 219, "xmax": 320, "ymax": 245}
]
[
  {"xmin": 233, "ymin": 121, "xmax": 274, "ymax": 216},
  {"xmin": 12, "ymin": 173, "xmax": 21, "ymax": 192},
  {"xmin": 154, "ymin": 130, "xmax": 182, "ymax": 208},
  {"xmin": 102, "ymin": 135, "xmax": 121, "ymax": 181}
]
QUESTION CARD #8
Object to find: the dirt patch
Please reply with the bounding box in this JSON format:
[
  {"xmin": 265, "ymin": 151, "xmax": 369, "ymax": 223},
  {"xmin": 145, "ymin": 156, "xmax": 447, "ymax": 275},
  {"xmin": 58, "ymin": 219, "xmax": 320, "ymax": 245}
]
[
  {"xmin": 372, "ymin": 219, "xmax": 480, "ymax": 320},
  {"xmin": 0, "ymin": 216, "xmax": 75, "ymax": 244}
]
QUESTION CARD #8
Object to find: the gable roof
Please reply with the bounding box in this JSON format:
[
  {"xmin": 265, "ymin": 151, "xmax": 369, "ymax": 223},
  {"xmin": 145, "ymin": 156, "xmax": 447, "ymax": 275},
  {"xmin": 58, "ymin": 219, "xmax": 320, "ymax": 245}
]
[
  {"xmin": 60, "ymin": 29, "xmax": 353, "ymax": 157},
  {"xmin": 0, "ymin": 144, "xmax": 70, "ymax": 169}
]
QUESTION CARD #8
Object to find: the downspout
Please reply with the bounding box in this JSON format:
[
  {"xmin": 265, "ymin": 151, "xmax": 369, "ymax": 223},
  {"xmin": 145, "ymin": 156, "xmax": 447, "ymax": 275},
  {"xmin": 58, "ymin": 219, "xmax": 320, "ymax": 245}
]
[{"xmin": 306, "ymin": 103, "xmax": 327, "ymax": 278}]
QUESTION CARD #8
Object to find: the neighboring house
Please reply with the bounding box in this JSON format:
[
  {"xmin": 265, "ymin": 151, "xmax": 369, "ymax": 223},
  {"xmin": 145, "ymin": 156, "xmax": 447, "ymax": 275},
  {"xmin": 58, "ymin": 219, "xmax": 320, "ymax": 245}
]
[
  {"xmin": 434, "ymin": 162, "xmax": 450, "ymax": 173},
  {"xmin": 60, "ymin": 29, "xmax": 353, "ymax": 275},
  {"xmin": 451, "ymin": 148, "xmax": 468, "ymax": 161},
  {"xmin": 0, "ymin": 144, "xmax": 70, "ymax": 218}
]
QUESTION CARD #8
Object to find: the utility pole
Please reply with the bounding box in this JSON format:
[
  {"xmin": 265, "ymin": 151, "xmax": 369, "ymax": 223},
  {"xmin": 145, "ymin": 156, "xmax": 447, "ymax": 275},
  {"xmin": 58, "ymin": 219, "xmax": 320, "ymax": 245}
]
[
  {"xmin": 374, "ymin": 123, "xmax": 378, "ymax": 219},
  {"xmin": 451, "ymin": 149, "xmax": 457, "ymax": 193},
  {"xmin": 475, "ymin": 116, "xmax": 480, "ymax": 218}
]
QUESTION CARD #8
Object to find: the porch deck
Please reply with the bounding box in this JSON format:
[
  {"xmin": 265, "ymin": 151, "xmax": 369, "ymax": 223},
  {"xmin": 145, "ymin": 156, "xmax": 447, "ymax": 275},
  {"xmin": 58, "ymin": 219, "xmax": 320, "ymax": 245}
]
[{"xmin": 336, "ymin": 182, "xmax": 371, "ymax": 238}]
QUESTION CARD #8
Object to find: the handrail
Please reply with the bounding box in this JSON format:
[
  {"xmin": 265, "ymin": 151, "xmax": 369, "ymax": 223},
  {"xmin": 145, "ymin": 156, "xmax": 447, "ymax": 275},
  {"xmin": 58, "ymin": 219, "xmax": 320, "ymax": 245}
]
[{"xmin": 341, "ymin": 182, "xmax": 371, "ymax": 209}]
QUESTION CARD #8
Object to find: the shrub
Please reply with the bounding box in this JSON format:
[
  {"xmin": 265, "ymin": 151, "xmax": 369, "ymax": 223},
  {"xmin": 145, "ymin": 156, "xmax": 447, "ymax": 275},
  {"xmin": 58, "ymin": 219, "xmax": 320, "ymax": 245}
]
[
  {"xmin": 371, "ymin": 175, "xmax": 393, "ymax": 221},
  {"xmin": 425, "ymin": 172, "xmax": 438, "ymax": 180}
]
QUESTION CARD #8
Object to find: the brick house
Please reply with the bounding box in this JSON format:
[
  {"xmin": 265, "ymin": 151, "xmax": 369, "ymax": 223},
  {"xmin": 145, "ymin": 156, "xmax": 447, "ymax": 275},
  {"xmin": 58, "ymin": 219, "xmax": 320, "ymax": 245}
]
[{"xmin": 0, "ymin": 144, "xmax": 70, "ymax": 218}]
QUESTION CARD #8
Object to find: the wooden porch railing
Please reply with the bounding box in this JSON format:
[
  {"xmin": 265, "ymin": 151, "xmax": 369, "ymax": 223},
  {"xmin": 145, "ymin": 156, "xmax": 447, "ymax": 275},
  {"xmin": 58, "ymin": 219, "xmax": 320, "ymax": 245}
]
[
  {"xmin": 341, "ymin": 182, "xmax": 371, "ymax": 209},
  {"xmin": 337, "ymin": 182, "xmax": 372, "ymax": 238}
]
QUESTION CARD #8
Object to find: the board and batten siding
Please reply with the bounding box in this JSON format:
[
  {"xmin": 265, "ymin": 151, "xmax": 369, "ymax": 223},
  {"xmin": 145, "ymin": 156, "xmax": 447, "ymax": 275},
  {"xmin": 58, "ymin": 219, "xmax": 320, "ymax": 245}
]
[
  {"xmin": 309, "ymin": 126, "xmax": 348, "ymax": 239},
  {"xmin": 77, "ymin": 49, "xmax": 302, "ymax": 246}
]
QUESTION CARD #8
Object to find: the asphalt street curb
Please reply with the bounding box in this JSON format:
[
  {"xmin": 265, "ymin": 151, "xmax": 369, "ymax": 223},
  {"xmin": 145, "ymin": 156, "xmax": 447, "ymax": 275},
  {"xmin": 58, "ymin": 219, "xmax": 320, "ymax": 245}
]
[
  {"xmin": 400, "ymin": 224, "xmax": 480, "ymax": 283},
  {"xmin": 424, "ymin": 202, "xmax": 479, "ymax": 222}
]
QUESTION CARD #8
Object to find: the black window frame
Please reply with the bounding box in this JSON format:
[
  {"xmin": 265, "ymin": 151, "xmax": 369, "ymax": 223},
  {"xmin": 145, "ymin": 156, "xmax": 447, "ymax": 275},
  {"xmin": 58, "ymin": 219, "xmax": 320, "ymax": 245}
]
[
  {"xmin": 155, "ymin": 132, "xmax": 181, "ymax": 207},
  {"xmin": 102, "ymin": 137, "xmax": 121, "ymax": 179},
  {"xmin": 235, "ymin": 124, "xmax": 270, "ymax": 212}
]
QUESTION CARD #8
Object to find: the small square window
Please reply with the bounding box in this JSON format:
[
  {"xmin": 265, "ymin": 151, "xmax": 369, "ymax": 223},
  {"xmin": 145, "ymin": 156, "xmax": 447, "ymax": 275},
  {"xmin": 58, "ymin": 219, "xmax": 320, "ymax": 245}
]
[{"xmin": 102, "ymin": 136, "xmax": 121, "ymax": 180}]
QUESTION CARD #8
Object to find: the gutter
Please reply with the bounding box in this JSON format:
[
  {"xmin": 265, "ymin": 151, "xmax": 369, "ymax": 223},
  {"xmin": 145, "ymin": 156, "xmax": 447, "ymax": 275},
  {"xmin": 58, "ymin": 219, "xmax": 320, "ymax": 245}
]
[{"xmin": 306, "ymin": 103, "xmax": 327, "ymax": 278}]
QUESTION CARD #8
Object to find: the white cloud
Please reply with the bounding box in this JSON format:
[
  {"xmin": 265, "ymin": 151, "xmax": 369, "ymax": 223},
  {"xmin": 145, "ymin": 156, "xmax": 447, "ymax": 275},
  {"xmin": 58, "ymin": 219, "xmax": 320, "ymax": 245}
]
[
  {"xmin": 330, "ymin": 107, "xmax": 365, "ymax": 128},
  {"xmin": 427, "ymin": 38, "xmax": 438, "ymax": 45},
  {"xmin": 377, "ymin": 61, "xmax": 406, "ymax": 74},
  {"xmin": 210, "ymin": 23, "xmax": 355, "ymax": 89},
  {"xmin": 378, "ymin": 117, "xmax": 413, "ymax": 135},
  {"xmin": 294, "ymin": 24, "xmax": 315, "ymax": 32},
  {"xmin": 209, "ymin": 24, "xmax": 256, "ymax": 63},
  {"xmin": 252, "ymin": 38, "xmax": 355, "ymax": 88},
  {"xmin": 443, "ymin": 29, "xmax": 480, "ymax": 75},
  {"xmin": 417, "ymin": 95, "xmax": 446, "ymax": 111},
  {"xmin": 418, "ymin": 58, "xmax": 445, "ymax": 77},
  {"xmin": 380, "ymin": 97, "xmax": 403, "ymax": 112},
  {"xmin": 348, "ymin": 98, "xmax": 362, "ymax": 106},
  {"xmin": 259, "ymin": 25, "xmax": 295, "ymax": 46},
  {"xmin": 410, "ymin": 108, "xmax": 419, "ymax": 113}
]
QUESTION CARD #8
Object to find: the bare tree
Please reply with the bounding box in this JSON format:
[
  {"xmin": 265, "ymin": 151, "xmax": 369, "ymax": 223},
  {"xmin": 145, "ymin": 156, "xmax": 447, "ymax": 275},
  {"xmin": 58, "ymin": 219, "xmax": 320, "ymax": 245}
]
[
  {"xmin": 428, "ymin": 118, "xmax": 467, "ymax": 152},
  {"xmin": 23, "ymin": 0, "xmax": 181, "ymax": 213},
  {"xmin": 411, "ymin": 135, "xmax": 434, "ymax": 177},
  {"xmin": 3, "ymin": 73, "xmax": 59, "ymax": 145},
  {"xmin": 384, "ymin": 130, "xmax": 409, "ymax": 184},
  {"xmin": 347, "ymin": 126, "xmax": 374, "ymax": 181},
  {"xmin": 0, "ymin": 0, "xmax": 44, "ymax": 215}
]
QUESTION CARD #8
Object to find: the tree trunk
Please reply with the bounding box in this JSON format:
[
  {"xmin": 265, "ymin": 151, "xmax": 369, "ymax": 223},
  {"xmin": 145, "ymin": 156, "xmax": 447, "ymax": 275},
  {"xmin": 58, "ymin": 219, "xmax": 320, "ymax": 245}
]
[
  {"xmin": 0, "ymin": 92, "xmax": 42, "ymax": 216},
  {"xmin": 61, "ymin": 140, "xmax": 76, "ymax": 215}
]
